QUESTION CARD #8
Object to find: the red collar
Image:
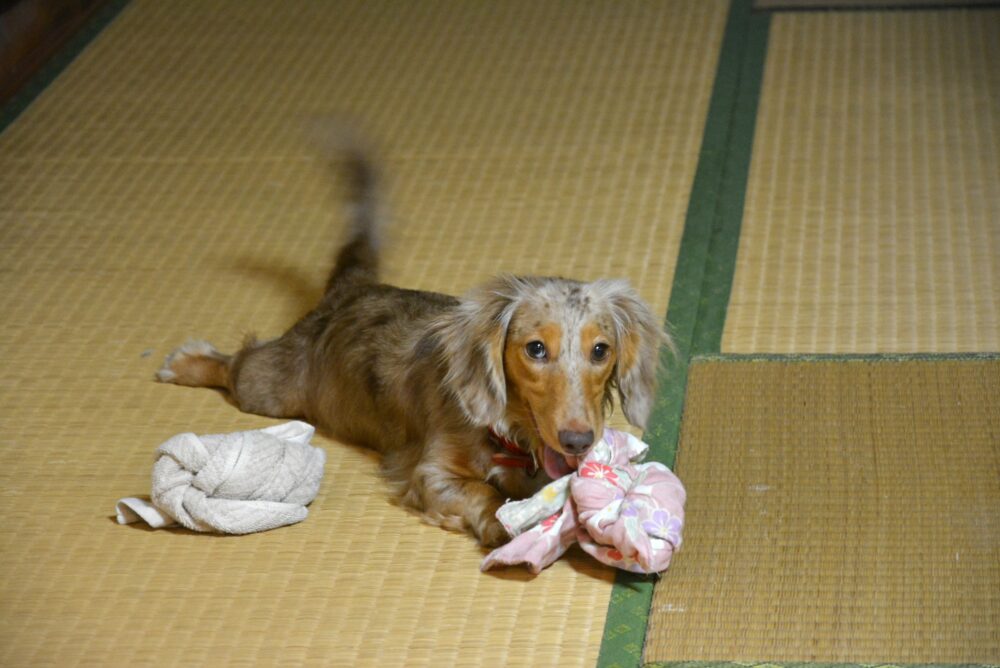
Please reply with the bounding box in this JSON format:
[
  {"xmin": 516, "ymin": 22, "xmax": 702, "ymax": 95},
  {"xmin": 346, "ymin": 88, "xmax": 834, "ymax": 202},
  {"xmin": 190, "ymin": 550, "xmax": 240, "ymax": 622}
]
[{"xmin": 488, "ymin": 427, "xmax": 538, "ymax": 476}]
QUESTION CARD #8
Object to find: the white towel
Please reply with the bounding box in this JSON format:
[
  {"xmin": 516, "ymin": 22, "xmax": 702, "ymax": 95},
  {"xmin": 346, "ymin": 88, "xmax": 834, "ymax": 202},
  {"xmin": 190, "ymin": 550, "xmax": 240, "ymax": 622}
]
[{"xmin": 116, "ymin": 421, "xmax": 326, "ymax": 534}]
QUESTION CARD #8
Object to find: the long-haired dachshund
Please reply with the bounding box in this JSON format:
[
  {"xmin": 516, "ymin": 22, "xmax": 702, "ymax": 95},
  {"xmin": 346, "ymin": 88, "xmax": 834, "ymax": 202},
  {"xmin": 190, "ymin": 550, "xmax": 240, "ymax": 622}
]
[{"xmin": 156, "ymin": 140, "xmax": 670, "ymax": 546}]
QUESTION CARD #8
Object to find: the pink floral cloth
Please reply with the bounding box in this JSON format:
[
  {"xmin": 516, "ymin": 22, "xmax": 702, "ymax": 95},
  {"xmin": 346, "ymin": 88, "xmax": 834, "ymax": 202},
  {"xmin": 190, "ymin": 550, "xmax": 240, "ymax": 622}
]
[{"xmin": 481, "ymin": 428, "xmax": 685, "ymax": 575}]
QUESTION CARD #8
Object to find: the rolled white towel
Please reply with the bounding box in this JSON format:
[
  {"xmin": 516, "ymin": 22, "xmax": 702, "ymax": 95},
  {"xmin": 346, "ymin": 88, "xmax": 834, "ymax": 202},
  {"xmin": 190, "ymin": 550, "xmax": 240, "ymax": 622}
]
[{"xmin": 116, "ymin": 421, "xmax": 326, "ymax": 534}]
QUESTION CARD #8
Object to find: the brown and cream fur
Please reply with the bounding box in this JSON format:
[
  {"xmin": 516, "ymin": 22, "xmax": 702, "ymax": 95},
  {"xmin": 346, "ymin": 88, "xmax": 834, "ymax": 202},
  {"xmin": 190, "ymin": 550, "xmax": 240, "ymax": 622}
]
[{"xmin": 157, "ymin": 142, "xmax": 670, "ymax": 546}]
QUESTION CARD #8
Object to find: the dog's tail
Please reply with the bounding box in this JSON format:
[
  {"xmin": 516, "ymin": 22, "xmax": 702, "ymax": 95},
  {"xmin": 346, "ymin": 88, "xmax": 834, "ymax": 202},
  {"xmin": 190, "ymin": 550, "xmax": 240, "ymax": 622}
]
[{"xmin": 314, "ymin": 123, "xmax": 384, "ymax": 294}]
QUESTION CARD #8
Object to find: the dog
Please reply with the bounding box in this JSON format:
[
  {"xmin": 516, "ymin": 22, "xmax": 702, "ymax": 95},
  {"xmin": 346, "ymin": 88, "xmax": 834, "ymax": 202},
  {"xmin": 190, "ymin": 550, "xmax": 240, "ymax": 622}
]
[{"xmin": 156, "ymin": 140, "xmax": 670, "ymax": 546}]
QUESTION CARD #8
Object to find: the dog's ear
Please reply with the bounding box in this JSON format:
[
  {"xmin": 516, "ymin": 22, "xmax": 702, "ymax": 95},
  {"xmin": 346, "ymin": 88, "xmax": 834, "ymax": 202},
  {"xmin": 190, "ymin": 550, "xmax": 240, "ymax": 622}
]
[
  {"xmin": 434, "ymin": 276, "xmax": 522, "ymax": 427},
  {"xmin": 600, "ymin": 281, "xmax": 671, "ymax": 429}
]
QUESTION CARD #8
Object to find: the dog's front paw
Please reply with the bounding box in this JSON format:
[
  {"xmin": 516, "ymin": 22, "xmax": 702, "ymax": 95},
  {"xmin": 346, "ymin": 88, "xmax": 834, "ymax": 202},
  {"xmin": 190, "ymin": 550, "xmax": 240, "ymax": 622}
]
[{"xmin": 477, "ymin": 517, "xmax": 510, "ymax": 548}]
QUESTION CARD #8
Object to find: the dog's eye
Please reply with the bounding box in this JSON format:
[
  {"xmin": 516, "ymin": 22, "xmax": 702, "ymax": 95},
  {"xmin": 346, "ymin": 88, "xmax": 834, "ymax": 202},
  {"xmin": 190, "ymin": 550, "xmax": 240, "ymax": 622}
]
[
  {"xmin": 525, "ymin": 341, "xmax": 547, "ymax": 360},
  {"xmin": 591, "ymin": 343, "xmax": 610, "ymax": 362}
]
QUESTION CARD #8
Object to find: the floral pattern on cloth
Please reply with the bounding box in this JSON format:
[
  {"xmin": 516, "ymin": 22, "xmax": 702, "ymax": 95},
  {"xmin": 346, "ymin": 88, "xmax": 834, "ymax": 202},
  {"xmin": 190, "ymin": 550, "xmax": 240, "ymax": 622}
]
[{"xmin": 481, "ymin": 428, "xmax": 686, "ymax": 575}]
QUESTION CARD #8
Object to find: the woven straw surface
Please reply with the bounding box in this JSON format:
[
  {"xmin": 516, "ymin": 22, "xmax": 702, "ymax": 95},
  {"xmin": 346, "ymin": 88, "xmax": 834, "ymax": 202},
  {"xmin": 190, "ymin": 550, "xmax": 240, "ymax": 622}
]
[
  {"xmin": 645, "ymin": 359, "xmax": 1000, "ymax": 663},
  {"xmin": 0, "ymin": 1, "xmax": 728, "ymax": 665},
  {"xmin": 757, "ymin": 1, "xmax": 997, "ymax": 8},
  {"xmin": 724, "ymin": 10, "xmax": 1000, "ymax": 353}
]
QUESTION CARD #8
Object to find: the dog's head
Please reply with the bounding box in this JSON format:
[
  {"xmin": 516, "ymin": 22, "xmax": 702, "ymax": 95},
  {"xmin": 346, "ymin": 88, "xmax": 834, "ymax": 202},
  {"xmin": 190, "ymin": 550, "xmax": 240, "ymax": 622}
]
[{"xmin": 436, "ymin": 275, "xmax": 670, "ymax": 479}]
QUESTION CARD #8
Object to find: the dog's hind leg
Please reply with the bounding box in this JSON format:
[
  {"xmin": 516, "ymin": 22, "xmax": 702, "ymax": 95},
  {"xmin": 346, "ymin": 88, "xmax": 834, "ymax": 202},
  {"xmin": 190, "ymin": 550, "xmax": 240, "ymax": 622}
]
[
  {"xmin": 156, "ymin": 340, "xmax": 231, "ymax": 389},
  {"xmin": 155, "ymin": 127, "xmax": 380, "ymax": 421},
  {"xmin": 157, "ymin": 336, "xmax": 306, "ymax": 419}
]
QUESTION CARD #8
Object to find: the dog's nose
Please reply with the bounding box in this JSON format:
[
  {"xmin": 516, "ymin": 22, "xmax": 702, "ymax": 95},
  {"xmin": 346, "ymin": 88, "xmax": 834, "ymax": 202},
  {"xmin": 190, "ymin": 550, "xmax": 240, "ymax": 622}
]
[{"xmin": 558, "ymin": 429, "xmax": 595, "ymax": 455}]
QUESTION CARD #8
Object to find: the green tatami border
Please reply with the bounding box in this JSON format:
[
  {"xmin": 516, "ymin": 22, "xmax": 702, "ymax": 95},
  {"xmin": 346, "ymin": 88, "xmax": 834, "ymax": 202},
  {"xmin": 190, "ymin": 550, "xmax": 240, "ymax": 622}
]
[
  {"xmin": 0, "ymin": 0, "xmax": 131, "ymax": 134},
  {"xmin": 597, "ymin": 1, "xmax": 771, "ymax": 666}
]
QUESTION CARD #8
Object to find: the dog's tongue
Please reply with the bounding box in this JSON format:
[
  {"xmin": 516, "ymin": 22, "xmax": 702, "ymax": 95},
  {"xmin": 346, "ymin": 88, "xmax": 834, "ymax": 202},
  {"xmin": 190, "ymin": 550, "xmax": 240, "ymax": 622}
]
[{"xmin": 543, "ymin": 445, "xmax": 578, "ymax": 479}]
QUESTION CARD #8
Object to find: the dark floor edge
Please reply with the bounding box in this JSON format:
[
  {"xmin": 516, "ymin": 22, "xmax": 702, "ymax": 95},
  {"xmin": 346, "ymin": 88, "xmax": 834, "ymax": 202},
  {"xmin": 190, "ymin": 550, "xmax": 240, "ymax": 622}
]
[
  {"xmin": 693, "ymin": 352, "xmax": 1000, "ymax": 363},
  {"xmin": 0, "ymin": 0, "xmax": 130, "ymax": 133},
  {"xmin": 596, "ymin": 1, "xmax": 771, "ymax": 666}
]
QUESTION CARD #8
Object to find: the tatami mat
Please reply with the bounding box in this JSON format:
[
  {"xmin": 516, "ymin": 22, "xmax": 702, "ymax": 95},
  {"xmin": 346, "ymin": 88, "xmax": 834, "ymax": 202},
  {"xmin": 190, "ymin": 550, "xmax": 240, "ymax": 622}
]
[
  {"xmin": 0, "ymin": 1, "xmax": 728, "ymax": 665},
  {"xmin": 724, "ymin": 9, "xmax": 1000, "ymax": 353},
  {"xmin": 645, "ymin": 358, "xmax": 1000, "ymax": 664},
  {"xmin": 757, "ymin": 0, "xmax": 998, "ymax": 8}
]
